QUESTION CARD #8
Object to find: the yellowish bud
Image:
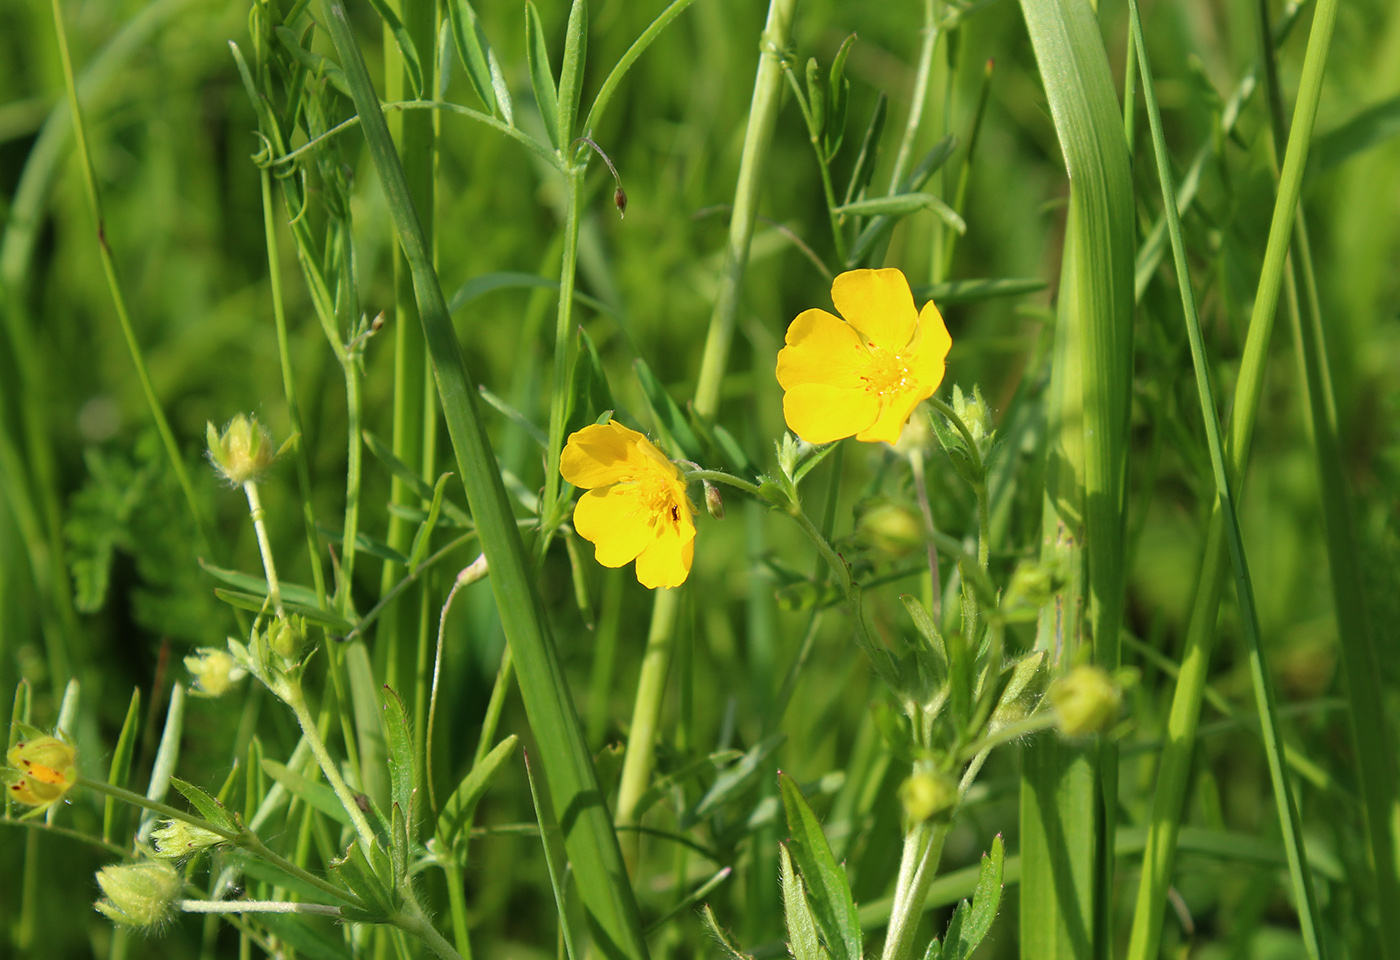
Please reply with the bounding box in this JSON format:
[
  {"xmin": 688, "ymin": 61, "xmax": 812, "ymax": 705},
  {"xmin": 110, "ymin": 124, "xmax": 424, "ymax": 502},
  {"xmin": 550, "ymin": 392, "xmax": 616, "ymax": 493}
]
[
  {"xmin": 152, "ymin": 819, "xmax": 226, "ymax": 860},
  {"xmin": 858, "ymin": 500, "xmax": 924, "ymax": 557},
  {"xmin": 6, "ymin": 733, "xmax": 78, "ymax": 811},
  {"xmin": 184, "ymin": 648, "xmax": 247, "ymax": 698},
  {"xmin": 206, "ymin": 414, "xmax": 275, "ymax": 485},
  {"xmin": 1049, "ymin": 665, "xmax": 1122, "ymax": 737},
  {"xmin": 94, "ymin": 860, "xmax": 183, "ymax": 929},
  {"xmin": 268, "ymin": 614, "xmax": 310, "ymax": 661},
  {"xmin": 899, "ymin": 769, "xmax": 958, "ymax": 823}
]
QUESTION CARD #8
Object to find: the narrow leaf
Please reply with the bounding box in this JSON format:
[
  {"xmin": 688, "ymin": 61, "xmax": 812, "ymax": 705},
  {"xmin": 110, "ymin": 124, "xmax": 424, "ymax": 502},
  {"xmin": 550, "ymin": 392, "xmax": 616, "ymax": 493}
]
[
  {"xmin": 103, "ymin": 688, "xmax": 140, "ymax": 842},
  {"xmin": 556, "ymin": 0, "xmax": 587, "ymax": 148},
  {"xmin": 524, "ymin": 1, "xmax": 560, "ymax": 149},
  {"xmin": 959, "ymin": 834, "xmax": 1005, "ymax": 955},
  {"xmin": 261, "ymin": 758, "xmax": 352, "ymax": 827},
  {"xmin": 634, "ymin": 357, "xmax": 701, "ymax": 459},
  {"xmin": 778, "ymin": 771, "xmax": 862, "ymax": 960},
  {"xmin": 781, "ymin": 843, "xmax": 825, "ymax": 960},
  {"xmin": 438, "ymin": 735, "xmax": 518, "ymax": 846},
  {"xmin": 170, "ymin": 776, "xmax": 237, "ymax": 832},
  {"xmin": 364, "ymin": 0, "xmax": 424, "ymax": 98},
  {"xmin": 445, "ymin": 0, "xmax": 496, "ymax": 114}
]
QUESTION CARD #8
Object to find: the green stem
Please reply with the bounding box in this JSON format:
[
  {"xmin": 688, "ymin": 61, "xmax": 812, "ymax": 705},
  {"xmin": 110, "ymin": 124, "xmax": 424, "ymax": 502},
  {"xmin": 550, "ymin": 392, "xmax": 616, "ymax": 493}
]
[
  {"xmin": 880, "ymin": 819, "xmax": 951, "ymax": 960},
  {"xmin": 178, "ymin": 900, "xmax": 344, "ymax": 916},
  {"xmin": 614, "ymin": 587, "xmax": 683, "ymax": 866},
  {"xmin": 280, "ymin": 678, "xmax": 379, "ymax": 851},
  {"xmin": 242, "ymin": 482, "xmax": 284, "ymax": 619},
  {"xmin": 394, "ymin": 904, "xmax": 467, "ymax": 960},
  {"xmin": 693, "ymin": 0, "xmax": 797, "ymax": 418},
  {"xmin": 541, "ymin": 166, "xmax": 587, "ymax": 540},
  {"xmin": 887, "ymin": 0, "xmax": 939, "ymax": 194}
]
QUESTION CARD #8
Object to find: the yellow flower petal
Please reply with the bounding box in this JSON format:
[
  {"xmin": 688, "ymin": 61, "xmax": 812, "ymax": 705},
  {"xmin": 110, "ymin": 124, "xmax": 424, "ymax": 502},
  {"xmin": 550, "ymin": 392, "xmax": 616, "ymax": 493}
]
[
  {"xmin": 783, "ymin": 383, "xmax": 881, "ymax": 445},
  {"xmin": 914, "ymin": 299, "xmax": 952, "ymax": 365},
  {"xmin": 831, "ymin": 268, "xmax": 918, "ymax": 349},
  {"xmin": 573, "ymin": 486, "xmax": 654, "ymax": 567},
  {"xmin": 634, "ymin": 512, "xmax": 695, "ymax": 589},
  {"xmin": 776, "ymin": 309, "xmax": 870, "ymax": 390},
  {"xmin": 561, "ymin": 422, "xmax": 650, "ymax": 489}
]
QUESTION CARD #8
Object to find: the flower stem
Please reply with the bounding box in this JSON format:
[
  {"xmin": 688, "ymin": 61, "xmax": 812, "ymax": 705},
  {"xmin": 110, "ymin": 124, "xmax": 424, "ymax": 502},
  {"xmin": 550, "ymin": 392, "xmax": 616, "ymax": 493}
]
[
  {"xmin": 279, "ymin": 678, "xmax": 380, "ymax": 852},
  {"xmin": 880, "ymin": 819, "xmax": 951, "ymax": 960},
  {"xmin": 242, "ymin": 481, "xmax": 284, "ymax": 618},
  {"xmin": 541, "ymin": 165, "xmax": 586, "ymax": 541},
  {"xmin": 394, "ymin": 904, "xmax": 467, "ymax": 960},
  {"xmin": 614, "ymin": 586, "xmax": 683, "ymax": 868},
  {"xmin": 177, "ymin": 900, "xmax": 344, "ymax": 916}
]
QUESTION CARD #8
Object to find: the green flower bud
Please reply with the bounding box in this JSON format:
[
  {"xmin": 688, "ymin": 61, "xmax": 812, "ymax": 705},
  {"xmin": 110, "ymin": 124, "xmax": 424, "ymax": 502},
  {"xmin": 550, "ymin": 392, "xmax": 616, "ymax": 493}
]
[
  {"xmin": 857, "ymin": 500, "xmax": 924, "ymax": 557},
  {"xmin": 94, "ymin": 860, "xmax": 183, "ymax": 929},
  {"xmin": 151, "ymin": 819, "xmax": 226, "ymax": 860},
  {"xmin": 899, "ymin": 769, "xmax": 958, "ymax": 823},
  {"xmin": 703, "ymin": 480, "xmax": 725, "ymax": 521},
  {"xmin": 1049, "ymin": 665, "xmax": 1122, "ymax": 737},
  {"xmin": 184, "ymin": 648, "xmax": 247, "ymax": 698},
  {"xmin": 206, "ymin": 414, "xmax": 275, "ymax": 486},
  {"xmin": 951, "ymin": 383, "xmax": 994, "ymax": 448},
  {"xmin": 1000, "ymin": 560, "xmax": 1064, "ymax": 621},
  {"xmin": 268, "ymin": 614, "xmax": 309, "ymax": 662}
]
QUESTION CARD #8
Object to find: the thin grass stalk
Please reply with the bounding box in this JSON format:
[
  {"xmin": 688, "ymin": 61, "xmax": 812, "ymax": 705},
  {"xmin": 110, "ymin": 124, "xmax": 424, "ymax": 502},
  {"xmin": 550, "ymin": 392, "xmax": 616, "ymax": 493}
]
[
  {"xmin": 693, "ymin": 0, "xmax": 796, "ymax": 418},
  {"xmin": 1253, "ymin": 0, "xmax": 1400, "ymax": 950},
  {"xmin": 611, "ymin": 0, "xmax": 796, "ymax": 876},
  {"xmin": 1014, "ymin": 0, "xmax": 1135, "ymax": 953},
  {"xmin": 47, "ymin": 0, "xmax": 212, "ymax": 556},
  {"xmin": 541, "ymin": 167, "xmax": 586, "ymax": 539},
  {"xmin": 1122, "ymin": 4, "xmax": 1326, "ymax": 957},
  {"xmin": 1124, "ymin": 0, "xmax": 1344, "ymax": 953},
  {"xmin": 315, "ymin": 4, "xmax": 648, "ymax": 957}
]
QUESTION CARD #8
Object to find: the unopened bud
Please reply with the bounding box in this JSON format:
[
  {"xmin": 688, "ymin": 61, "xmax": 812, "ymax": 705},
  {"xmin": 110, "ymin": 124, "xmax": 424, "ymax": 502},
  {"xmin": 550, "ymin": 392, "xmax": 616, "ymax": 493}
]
[
  {"xmin": 206, "ymin": 414, "xmax": 275, "ymax": 486},
  {"xmin": 857, "ymin": 500, "xmax": 923, "ymax": 557},
  {"xmin": 1049, "ymin": 665, "xmax": 1122, "ymax": 737},
  {"xmin": 899, "ymin": 769, "xmax": 958, "ymax": 823},
  {"xmin": 268, "ymin": 614, "xmax": 309, "ymax": 662},
  {"xmin": 94, "ymin": 860, "xmax": 182, "ymax": 929},
  {"xmin": 152, "ymin": 819, "xmax": 226, "ymax": 860},
  {"xmin": 184, "ymin": 648, "xmax": 247, "ymax": 698},
  {"xmin": 703, "ymin": 481, "xmax": 725, "ymax": 520},
  {"xmin": 951, "ymin": 384, "xmax": 994, "ymax": 448},
  {"xmin": 614, "ymin": 187, "xmax": 627, "ymax": 218}
]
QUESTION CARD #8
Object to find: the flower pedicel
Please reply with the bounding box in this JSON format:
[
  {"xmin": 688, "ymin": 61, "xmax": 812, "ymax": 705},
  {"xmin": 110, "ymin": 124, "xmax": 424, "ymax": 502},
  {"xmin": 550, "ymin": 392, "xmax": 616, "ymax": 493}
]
[{"xmin": 777, "ymin": 267, "xmax": 952, "ymax": 445}]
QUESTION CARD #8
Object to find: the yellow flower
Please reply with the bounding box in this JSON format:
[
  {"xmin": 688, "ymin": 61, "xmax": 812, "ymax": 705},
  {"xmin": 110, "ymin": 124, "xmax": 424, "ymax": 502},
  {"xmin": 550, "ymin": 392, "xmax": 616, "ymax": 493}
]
[
  {"xmin": 561, "ymin": 422, "xmax": 696, "ymax": 589},
  {"xmin": 776, "ymin": 268, "xmax": 952, "ymax": 444},
  {"xmin": 6, "ymin": 734, "xmax": 78, "ymax": 812}
]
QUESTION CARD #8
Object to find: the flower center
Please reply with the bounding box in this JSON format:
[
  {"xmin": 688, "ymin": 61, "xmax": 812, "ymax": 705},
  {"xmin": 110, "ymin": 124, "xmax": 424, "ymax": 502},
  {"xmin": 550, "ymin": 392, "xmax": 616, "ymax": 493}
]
[
  {"xmin": 625, "ymin": 471, "xmax": 681, "ymax": 528},
  {"xmin": 861, "ymin": 344, "xmax": 913, "ymax": 397}
]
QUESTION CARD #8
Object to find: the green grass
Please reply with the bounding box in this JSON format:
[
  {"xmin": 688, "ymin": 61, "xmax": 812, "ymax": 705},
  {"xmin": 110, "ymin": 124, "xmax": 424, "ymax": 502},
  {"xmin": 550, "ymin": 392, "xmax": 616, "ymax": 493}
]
[{"xmin": 3, "ymin": 0, "xmax": 1400, "ymax": 957}]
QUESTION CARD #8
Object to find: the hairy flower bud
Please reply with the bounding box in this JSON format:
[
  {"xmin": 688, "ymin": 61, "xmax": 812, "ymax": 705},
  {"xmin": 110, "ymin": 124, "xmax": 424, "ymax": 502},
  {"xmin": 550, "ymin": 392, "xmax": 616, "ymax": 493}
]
[
  {"xmin": 206, "ymin": 414, "xmax": 275, "ymax": 486},
  {"xmin": 151, "ymin": 819, "xmax": 226, "ymax": 860},
  {"xmin": 899, "ymin": 769, "xmax": 958, "ymax": 823},
  {"xmin": 703, "ymin": 480, "xmax": 725, "ymax": 521},
  {"xmin": 1049, "ymin": 665, "xmax": 1122, "ymax": 737},
  {"xmin": 184, "ymin": 648, "xmax": 247, "ymax": 698},
  {"xmin": 94, "ymin": 860, "xmax": 183, "ymax": 929},
  {"xmin": 268, "ymin": 614, "xmax": 310, "ymax": 662}
]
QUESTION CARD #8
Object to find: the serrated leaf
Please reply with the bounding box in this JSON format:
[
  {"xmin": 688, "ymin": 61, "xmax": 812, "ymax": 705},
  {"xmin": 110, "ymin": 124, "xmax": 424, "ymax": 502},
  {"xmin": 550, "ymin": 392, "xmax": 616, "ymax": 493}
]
[
  {"xmin": 381, "ymin": 685, "xmax": 415, "ymax": 865},
  {"xmin": 445, "ymin": 0, "xmax": 496, "ymax": 114},
  {"xmin": 942, "ymin": 903, "xmax": 967, "ymax": 960},
  {"xmin": 634, "ymin": 358, "xmax": 701, "ymax": 459},
  {"xmin": 170, "ymin": 776, "xmax": 237, "ymax": 832},
  {"xmin": 778, "ymin": 771, "xmax": 862, "ymax": 960},
  {"xmin": 781, "ymin": 843, "xmax": 826, "ymax": 960},
  {"xmin": 438, "ymin": 735, "xmax": 518, "ymax": 846},
  {"xmin": 524, "ymin": 1, "xmax": 560, "ymax": 149},
  {"xmin": 958, "ymin": 834, "xmax": 1004, "ymax": 956}
]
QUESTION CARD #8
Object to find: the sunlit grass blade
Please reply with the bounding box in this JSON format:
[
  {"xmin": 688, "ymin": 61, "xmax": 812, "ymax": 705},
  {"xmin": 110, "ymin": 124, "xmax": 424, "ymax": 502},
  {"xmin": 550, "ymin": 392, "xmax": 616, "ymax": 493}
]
[
  {"xmin": 1014, "ymin": 0, "xmax": 1135, "ymax": 954},
  {"xmin": 314, "ymin": 4, "xmax": 648, "ymax": 957},
  {"xmin": 1121, "ymin": 3, "xmax": 1327, "ymax": 956}
]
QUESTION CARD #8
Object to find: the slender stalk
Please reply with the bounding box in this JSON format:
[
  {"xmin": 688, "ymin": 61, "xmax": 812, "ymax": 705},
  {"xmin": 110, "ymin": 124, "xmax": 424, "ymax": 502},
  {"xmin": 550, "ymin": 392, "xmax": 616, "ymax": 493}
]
[
  {"xmin": 1125, "ymin": 0, "xmax": 1344, "ymax": 952},
  {"xmin": 243, "ymin": 482, "xmax": 284, "ymax": 618},
  {"xmin": 46, "ymin": 0, "xmax": 212, "ymax": 554},
  {"xmin": 887, "ymin": 0, "xmax": 939, "ymax": 194},
  {"xmin": 541, "ymin": 167, "xmax": 586, "ymax": 539},
  {"xmin": 279, "ymin": 678, "xmax": 379, "ymax": 851},
  {"xmin": 178, "ymin": 901, "xmax": 344, "ymax": 916},
  {"xmin": 614, "ymin": 587, "xmax": 683, "ymax": 866},
  {"xmin": 693, "ymin": 0, "xmax": 797, "ymax": 417}
]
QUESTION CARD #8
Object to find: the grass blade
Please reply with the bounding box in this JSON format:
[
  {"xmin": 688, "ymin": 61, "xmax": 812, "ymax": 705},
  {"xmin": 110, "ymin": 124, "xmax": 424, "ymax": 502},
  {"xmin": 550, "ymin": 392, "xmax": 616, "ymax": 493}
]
[
  {"xmin": 524, "ymin": 0, "xmax": 560, "ymax": 150},
  {"xmin": 315, "ymin": 4, "xmax": 649, "ymax": 956}
]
